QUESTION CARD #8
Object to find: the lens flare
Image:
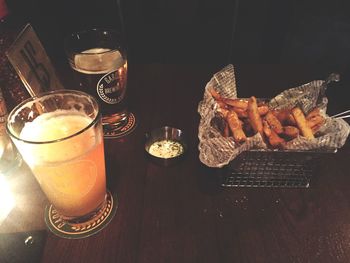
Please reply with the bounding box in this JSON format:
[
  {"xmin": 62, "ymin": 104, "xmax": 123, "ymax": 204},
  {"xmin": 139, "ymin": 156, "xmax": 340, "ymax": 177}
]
[{"xmin": 0, "ymin": 175, "xmax": 15, "ymax": 225}]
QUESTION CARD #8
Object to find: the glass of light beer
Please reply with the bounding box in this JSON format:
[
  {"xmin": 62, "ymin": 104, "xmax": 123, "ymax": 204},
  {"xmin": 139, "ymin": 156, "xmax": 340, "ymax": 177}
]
[
  {"xmin": 6, "ymin": 90, "xmax": 108, "ymax": 226},
  {"xmin": 64, "ymin": 28, "xmax": 135, "ymax": 138}
]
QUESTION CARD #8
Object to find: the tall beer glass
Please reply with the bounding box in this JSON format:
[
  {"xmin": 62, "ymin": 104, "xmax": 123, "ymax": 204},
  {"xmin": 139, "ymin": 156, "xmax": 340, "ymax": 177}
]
[
  {"xmin": 6, "ymin": 90, "xmax": 113, "ymax": 236},
  {"xmin": 64, "ymin": 28, "xmax": 135, "ymax": 138}
]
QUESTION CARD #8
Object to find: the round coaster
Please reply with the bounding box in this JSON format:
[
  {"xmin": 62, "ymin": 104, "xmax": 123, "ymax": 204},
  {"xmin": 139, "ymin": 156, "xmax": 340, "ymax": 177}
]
[
  {"xmin": 45, "ymin": 191, "xmax": 117, "ymax": 239},
  {"xmin": 104, "ymin": 112, "xmax": 137, "ymax": 139}
]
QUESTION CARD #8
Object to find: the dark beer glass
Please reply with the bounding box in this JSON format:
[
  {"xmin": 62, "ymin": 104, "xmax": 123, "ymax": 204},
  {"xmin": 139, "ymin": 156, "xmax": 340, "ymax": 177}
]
[{"xmin": 64, "ymin": 28, "xmax": 135, "ymax": 138}]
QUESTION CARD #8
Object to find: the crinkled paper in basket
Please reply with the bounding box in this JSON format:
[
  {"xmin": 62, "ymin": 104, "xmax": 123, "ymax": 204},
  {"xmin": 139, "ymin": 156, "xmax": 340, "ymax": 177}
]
[{"xmin": 198, "ymin": 64, "xmax": 350, "ymax": 168}]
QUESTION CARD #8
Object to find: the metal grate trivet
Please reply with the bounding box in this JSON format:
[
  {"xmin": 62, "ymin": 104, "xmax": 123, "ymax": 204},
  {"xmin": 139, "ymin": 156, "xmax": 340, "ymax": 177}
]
[{"xmin": 221, "ymin": 150, "xmax": 332, "ymax": 188}]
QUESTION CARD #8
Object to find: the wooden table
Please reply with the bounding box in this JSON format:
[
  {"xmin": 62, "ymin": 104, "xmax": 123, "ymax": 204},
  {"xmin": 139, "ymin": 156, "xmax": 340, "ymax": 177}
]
[{"xmin": 1, "ymin": 64, "xmax": 349, "ymax": 263}]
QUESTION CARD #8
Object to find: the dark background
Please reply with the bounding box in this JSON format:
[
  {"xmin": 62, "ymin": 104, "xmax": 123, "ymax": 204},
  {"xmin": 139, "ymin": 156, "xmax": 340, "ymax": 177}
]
[
  {"xmin": 6, "ymin": 0, "xmax": 350, "ymax": 65},
  {"xmin": 5, "ymin": 0, "xmax": 350, "ymax": 111}
]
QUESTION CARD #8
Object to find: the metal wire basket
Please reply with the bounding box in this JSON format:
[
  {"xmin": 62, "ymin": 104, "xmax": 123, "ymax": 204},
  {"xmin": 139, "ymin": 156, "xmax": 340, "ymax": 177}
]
[
  {"xmin": 217, "ymin": 107, "xmax": 348, "ymax": 188},
  {"xmin": 221, "ymin": 149, "xmax": 336, "ymax": 188}
]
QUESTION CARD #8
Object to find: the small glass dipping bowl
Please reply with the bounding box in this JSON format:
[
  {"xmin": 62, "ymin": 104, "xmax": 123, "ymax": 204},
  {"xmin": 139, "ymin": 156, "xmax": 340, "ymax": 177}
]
[{"xmin": 145, "ymin": 126, "xmax": 187, "ymax": 166}]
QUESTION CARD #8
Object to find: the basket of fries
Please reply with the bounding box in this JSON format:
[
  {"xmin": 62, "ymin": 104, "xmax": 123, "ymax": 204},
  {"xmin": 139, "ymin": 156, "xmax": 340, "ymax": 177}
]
[{"xmin": 198, "ymin": 65, "xmax": 350, "ymax": 188}]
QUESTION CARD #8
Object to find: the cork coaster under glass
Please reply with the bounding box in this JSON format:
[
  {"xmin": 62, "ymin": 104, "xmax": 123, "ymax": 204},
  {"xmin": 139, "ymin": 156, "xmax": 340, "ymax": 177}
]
[{"xmin": 44, "ymin": 191, "xmax": 117, "ymax": 239}]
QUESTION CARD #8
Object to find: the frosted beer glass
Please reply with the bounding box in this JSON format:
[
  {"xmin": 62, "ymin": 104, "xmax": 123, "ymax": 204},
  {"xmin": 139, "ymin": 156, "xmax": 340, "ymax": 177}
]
[{"xmin": 6, "ymin": 90, "xmax": 107, "ymax": 224}]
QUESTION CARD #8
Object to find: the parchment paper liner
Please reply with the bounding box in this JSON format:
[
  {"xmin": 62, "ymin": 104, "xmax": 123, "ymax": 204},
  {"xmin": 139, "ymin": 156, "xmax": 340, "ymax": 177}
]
[{"xmin": 198, "ymin": 65, "xmax": 350, "ymax": 168}]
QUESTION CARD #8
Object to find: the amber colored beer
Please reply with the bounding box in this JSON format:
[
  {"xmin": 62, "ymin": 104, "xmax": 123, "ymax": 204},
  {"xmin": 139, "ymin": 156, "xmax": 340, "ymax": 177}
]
[
  {"xmin": 71, "ymin": 48, "xmax": 128, "ymax": 117},
  {"xmin": 18, "ymin": 112, "xmax": 106, "ymax": 218},
  {"xmin": 7, "ymin": 90, "xmax": 107, "ymax": 222},
  {"xmin": 65, "ymin": 29, "xmax": 135, "ymax": 137}
]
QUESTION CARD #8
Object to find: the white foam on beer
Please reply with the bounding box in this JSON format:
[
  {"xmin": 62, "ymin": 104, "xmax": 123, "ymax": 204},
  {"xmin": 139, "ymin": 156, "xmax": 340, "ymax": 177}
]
[
  {"xmin": 74, "ymin": 48, "xmax": 124, "ymax": 74},
  {"xmin": 18, "ymin": 111, "xmax": 96, "ymax": 164},
  {"xmin": 9, "ymin": 93, "xmax": 97, "ymax": 126},
  {"xmin": 20, "ymin": 110, "xmax": 89, "ymax": 142}
]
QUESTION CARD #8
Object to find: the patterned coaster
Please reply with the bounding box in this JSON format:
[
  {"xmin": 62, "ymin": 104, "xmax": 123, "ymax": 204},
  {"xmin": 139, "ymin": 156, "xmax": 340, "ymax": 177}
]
[
  {"xmin": 104, "ymin": 112, "xmax": 137, "ymax": 139},
  {"xmin": 45, "ymin": 191, "xmax": 117, "ymax": 239}
]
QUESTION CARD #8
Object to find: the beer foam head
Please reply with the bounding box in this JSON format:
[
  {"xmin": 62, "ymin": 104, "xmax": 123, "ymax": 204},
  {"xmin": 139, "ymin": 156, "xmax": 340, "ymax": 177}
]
[
  {"xmin": 17, "ymin": 111, "xmax": 98, "ymax": 164},
  {"xmin": 20, "ymin": 110, "xmax": 91, "ymax": 142},
  {"xmin": 74, "ymin": 49, "xmax": 124, "ymax": 74}
]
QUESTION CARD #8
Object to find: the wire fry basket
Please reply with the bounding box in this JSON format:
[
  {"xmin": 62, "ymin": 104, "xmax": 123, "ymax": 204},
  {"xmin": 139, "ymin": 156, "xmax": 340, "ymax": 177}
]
[
  {"xmin": 221, "ymin": 149, "xmax": 336, "ymax": 188},
  {"xmin": 198, "ymin": 66, "xmax": 350, "ymax": 188}
]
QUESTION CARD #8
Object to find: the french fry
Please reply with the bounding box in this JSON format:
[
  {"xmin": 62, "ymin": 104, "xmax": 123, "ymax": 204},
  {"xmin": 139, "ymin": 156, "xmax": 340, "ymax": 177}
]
[
  {"xmin": 226, "ymin": 111, "xmax": 247, "ymax": 143},
  {"xmin": 217, "ymin": 100, "xmax": 228, "ymax": 110},
  {"xmin": 262, "ymin": 119, "xmax": 272, "ymax": 137},
  {"xmin": 210, "ymin": 88, "xmax": 230, "ymax": 112},
  {"xmin": 265, "ymin": 111, "xmax": 284, "ymax": 134},
  {"xmin": 247, "ymin": 96, "xmax": 264, "ymax": 137},
  {"xmin": 217, "ymin": 107, "xmax": 230, "ymax": 119},
  {"xmin": 209, "ymin": 87, "xmax": 222, "ymax": 101},
  {"xmin": 232, "ymin": 107, "xmax": 248, "ymax": 118},
  {"xmin": 271, "ymin": 109, "xmax": 278, "ymax": 116},
  {"xmin": 307, "ymin": 114, "xmax": 325, "ymax": 130},
  {"xmin": 286, "ymin": 113, "xmax": 297, "ymax": 126},
  {"xmin": 232, "ymin": 105, "xmax": 269, "ymax": 118},
  {"xmin": 311, "ymin": 123, "xmax": 323, "ymax": 134},
  {"xmin": 268, "ymin": 130, "xmax": 285, "ymax": 148},
  {"xmin": 307, "ymin": 112, "xmax": 325, "ymax": 134},
  {"xmin": 212, "ymin": 91, "xmax": 326, "ymax": 148},
  {"xmin": 223, "ymin": 98, "xmax": 248, "ymax": 109},
  {"xmin": 262, "ymin": 119, "xmax": 284, "ymax": 148},
  {"xmin": 291, "ymin": 107, "xmax": 314, "ymax": 139},
  {"xmin": 283, "ymin": 126, "xmax": 299, "ymax": 139},
  {"xmin": 306, "ymin": 108, "xmax": 321, "ymax": 120},
  {"xmin": 243, "ymin": 118, "xmax": 254, "ymax": 136},
  {"xmin": 272, "ymin": 109, "xmax": 296, "ymax": 125},
  {"xmin": 258, "ymin": 105, "xmax": 269, "ymax": 116}
]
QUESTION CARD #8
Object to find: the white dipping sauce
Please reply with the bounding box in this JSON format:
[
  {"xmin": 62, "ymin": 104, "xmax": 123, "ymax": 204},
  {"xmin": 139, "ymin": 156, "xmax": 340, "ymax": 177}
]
[{"xmin": 148, "ymin": 140, "xmax": 184, "ymax": 159}]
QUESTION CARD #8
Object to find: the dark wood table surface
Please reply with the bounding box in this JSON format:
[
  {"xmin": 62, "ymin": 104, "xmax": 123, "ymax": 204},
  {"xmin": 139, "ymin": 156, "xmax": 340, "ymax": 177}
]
[{"xmin": 1, "ymin": 64, "xmax": 350, "ymax": 263}]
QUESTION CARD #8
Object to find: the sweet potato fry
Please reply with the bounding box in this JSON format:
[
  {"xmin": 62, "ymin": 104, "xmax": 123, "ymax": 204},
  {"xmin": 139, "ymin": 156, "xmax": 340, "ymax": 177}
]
[
  {"xmin": 283, "ymin": 126, "xmax": 299, "ymax": 139},
  {"xmin": 265, "ymin": 111, "xmax": 284, "ymax": 134},
  {"xmin": 223, "ymin": 98, "xmax": 248, "ymax": 109},
  {"xmin": 247, "ymin": 96, "xmax": 264, "ymax": 136},
  {"xmin": 291, "ymin": 107, "xmax": 314, "ymax": 139},
  {"xmin": 226, "ymin": 111, "xmax": 247, "ymax": 143}
]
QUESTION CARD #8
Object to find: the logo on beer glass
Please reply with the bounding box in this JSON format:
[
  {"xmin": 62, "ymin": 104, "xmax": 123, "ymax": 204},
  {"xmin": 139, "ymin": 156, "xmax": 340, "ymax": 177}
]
[{"xmin": 97, "ymin": 70, "xmax": 126, "ymax": 104}]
